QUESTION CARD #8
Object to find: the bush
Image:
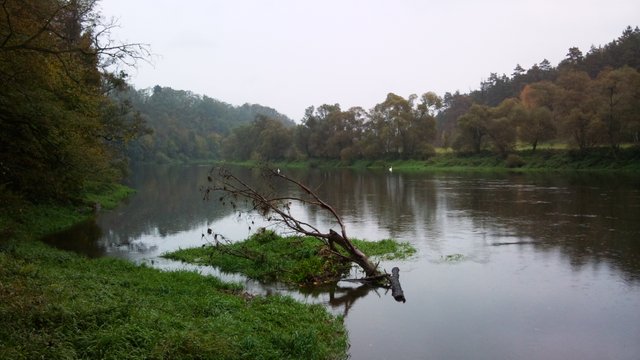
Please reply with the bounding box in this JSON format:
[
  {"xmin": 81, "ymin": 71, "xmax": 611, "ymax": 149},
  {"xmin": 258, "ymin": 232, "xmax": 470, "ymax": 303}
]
[
  {"xmin": 417, "ymin": 144, "xmax": 436, "ymax": 159},
  {"xmin": 505, "ymin": 154, "xmax": 526, "ymax": 168}
]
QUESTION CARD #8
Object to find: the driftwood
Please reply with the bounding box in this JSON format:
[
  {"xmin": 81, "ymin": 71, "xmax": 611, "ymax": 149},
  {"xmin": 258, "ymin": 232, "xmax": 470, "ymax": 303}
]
[
  {"xmin": 343, "ymin": 267, "xmax": 406, "ymax": 303},
  {"xmin": 390, "ymin": 267, "xmax": 406, "ymax": 303}
]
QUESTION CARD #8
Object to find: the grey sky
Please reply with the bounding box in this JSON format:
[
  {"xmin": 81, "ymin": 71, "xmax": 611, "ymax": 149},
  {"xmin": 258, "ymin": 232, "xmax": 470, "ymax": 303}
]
[{"xmin": 99, "ymin": 0, "xmax": 639, "ymax": 121}]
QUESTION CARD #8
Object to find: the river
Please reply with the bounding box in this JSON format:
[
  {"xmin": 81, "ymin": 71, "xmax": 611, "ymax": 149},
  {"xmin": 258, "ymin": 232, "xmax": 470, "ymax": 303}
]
[{"xmin": 44, "ymin": 164, "xmax": 640, "ymax": 360}]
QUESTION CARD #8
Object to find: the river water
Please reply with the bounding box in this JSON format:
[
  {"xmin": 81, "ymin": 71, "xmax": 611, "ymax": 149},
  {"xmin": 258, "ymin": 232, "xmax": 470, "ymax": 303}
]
[{"xmin": 44, "ymin": 164, "xmax": 640, "ymax": 360}]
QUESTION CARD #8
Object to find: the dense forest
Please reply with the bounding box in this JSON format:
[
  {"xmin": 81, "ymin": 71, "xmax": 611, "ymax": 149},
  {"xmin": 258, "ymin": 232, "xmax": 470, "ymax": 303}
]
[
  {"xmin": 120, "ymin": 86, "xmax": 293, "ymax": 162},
  {"xmin": 209, "ymin": 26, "xmax": 640, "ymax": 162},
  {"xmin": 0, "ymin": 0, "xmax": 148, "ymax": 204}
]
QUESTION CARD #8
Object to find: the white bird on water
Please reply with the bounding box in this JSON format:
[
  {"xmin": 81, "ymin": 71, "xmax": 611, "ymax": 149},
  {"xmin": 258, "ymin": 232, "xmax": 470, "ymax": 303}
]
[{"xmin": 388, "ymin": 166, "xmax": 393, "ymax": 173}]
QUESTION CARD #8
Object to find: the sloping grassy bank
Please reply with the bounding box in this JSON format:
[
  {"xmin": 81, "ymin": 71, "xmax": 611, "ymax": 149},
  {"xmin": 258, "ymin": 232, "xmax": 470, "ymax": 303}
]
[{"xmin": 0, "ymin": 189, "xmax": 348, "ymax": 359}]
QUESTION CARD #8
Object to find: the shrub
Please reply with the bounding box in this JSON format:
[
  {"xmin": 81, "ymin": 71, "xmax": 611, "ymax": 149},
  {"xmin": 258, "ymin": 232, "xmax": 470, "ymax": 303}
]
[{"xmin": 505, "ymin": 154, "xmax": 526, "ymax": 168}]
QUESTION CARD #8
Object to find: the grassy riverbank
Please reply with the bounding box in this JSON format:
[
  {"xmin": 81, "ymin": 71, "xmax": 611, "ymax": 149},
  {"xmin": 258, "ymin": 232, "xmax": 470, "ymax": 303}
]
[
  {"xmin": 221, "ymin": 147, "xmax": 640, "ymax": 173},
  {"xmin": 165, "ymin": 231, "xmax": 416, "ymax": 285},
  {"xmin": 419, "ymin": 148, "xmax": 640, "ymax": 172},
  {"xmin": 0, "ymin": 188, "xmax": 348, "ymax": 359}
]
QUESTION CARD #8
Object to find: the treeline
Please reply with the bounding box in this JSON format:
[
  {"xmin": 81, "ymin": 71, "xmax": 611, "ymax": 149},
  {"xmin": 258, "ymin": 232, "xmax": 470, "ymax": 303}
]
[
  {"xmin": 0, "ymin": 0, "xmax": 148, "ymax": 203},
  {"xmin": 220, "ymin": 26, "xmax": 640, "ymax": 162},
  {"xmin": 442, "ymin": 26, "xmax": 640, "ymax": 155},
  {"xmin": 452, "ymin": 66, "xmax": 639, "ymax": 155},
  {"xmin": 120, "ymin": 86, "xmax": 294, "ymax": 162},
  {"xmin": 221, "ymin": 93, "xmax": 440, "ymax": 161}
]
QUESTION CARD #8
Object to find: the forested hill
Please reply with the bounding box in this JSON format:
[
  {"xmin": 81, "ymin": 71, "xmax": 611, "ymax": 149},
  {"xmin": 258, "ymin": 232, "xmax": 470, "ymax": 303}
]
[
  {"xmin": 437, "ymin": 26, "xmax": 640, "ymax": 146},
  {"xmin": 123, "ymin": 86, "xmax": 294, "ymax": 163}
]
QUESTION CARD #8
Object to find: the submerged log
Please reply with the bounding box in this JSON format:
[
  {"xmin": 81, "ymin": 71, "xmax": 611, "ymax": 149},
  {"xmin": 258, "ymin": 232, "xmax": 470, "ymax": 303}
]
[{"xmin": 390, "ymin": 267, "xmax": 406, "ymax": 303}]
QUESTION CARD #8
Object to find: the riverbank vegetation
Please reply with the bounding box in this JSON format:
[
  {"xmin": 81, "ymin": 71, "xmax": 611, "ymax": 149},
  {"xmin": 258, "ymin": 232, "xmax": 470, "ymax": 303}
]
[
  {"xmin": 1, "ymin": 188, "xmax": 349, "ymax": 359},
  {"xmin": 224, "ymin": 146, "xmax": 640, "ymax": 173},
  {"xmin": 1, "ymin": 0, "xmax": 149, "ymax": 207},
  {"xmin": 165, "ymin": 230, "xmax": 416, "ymax": 285},
  {"xmin": 0, "ymin": 241, "xmax": 347, "ymax": 359},
  {"xmin": 377, "ymin": 147, "xmax": 640, "ymax": 172}
]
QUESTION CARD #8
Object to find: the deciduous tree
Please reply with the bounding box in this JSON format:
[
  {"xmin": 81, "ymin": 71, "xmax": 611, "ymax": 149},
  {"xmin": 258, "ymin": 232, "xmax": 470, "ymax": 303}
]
[
  {"xmin": 454, "ymin": 104, "xmax": 491, "ymax": 153},
  {"xmin": 592, "ymin": 66, "xmax": 640, "ymax": 152},
  {"xmin": 518, "ymin": 83, "xmax": 559, "ymax": 151},
  {"xmin": 0, "ymin": 0, "xmax": 149, "ymax": 201},
  {"xmin": 554, "ymin": 70, "xmax": 601, "ymax": 151}
]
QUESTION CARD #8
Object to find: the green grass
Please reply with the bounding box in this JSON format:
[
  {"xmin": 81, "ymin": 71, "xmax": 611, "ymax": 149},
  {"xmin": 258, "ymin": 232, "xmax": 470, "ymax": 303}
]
[
  {"xmin": 165, "ymin": 231, "xmax": 416, "ymax": 285},
  {"xmin": 364, "ymin": 147, "xmax": 640, "ymax": 173},
  {"xmin": 0, "ymin": 241, "xmax": 347, "ymax": 359},
  {"xmin": 1, "ymin": 187, "xmax": 349, "ymax": 359},
  {"xmin": 82, "ymin": 182, "xmax": 136, "ymax": 210},
  {"xmin": 219, "ymin": 145, "xmax": 640, "ymax": 173},
  {"xmin": 351, "ymin": 238, "xmax": 416, "ymax": 260},
  {"xmin": 1, "ymin": 182, "xmax": 135, "ymax": 242}
]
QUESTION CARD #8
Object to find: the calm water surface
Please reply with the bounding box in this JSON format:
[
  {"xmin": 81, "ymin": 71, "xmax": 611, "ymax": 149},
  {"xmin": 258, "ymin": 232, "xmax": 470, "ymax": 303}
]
[{"xmin": 45, "ymin": 165, "xmax": 640, "ymax": 360}]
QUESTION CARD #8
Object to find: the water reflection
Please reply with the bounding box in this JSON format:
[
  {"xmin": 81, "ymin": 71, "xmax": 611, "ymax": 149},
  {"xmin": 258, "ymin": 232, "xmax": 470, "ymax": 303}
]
[
  {"xmin": 43, "ymin": 165, "xmax": 640, "ymax": 285},
  {"xmin": 42, "ymin": 165, "xmax": 640, "ymax": 360},
  {"xmin": 437, "ymin": 172, "xmax": 640, "ymax": 283},
  {"xmin": 105, "ymin": 165, "xmax": 237, "ymax": 241},
  {"xmin": 43, "ymin": 220, "xmax": 105, "ymax": 258}
]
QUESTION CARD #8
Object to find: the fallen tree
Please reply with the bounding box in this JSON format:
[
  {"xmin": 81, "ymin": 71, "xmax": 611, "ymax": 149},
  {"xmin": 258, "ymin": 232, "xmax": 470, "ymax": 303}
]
[{"xmin": 204, "ymin": 166, "xmax": 407, "ymax": 301}]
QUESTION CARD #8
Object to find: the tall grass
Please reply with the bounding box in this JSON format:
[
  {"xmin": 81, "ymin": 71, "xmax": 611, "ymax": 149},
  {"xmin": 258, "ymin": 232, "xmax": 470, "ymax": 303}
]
[
  {"xmin": 0, "ymin": 241, "xmax": 348, "ymax": 359},
  {"xmin": 1, "ymin": 186, "xmax": 349, "ymax": 359}
]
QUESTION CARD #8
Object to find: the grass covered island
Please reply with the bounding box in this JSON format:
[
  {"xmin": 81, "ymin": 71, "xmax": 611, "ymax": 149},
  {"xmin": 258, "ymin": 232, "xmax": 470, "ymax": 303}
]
[
  {"xmin": 165, "ymin": 230, "xmax": 416, "ymax": 286},
  {"xmin": 0, "ymin": 188, "xmax": 349, "ymax": 359}
]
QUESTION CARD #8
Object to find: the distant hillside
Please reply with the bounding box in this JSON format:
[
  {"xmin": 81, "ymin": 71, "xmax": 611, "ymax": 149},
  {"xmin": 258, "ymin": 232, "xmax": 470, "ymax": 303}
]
[{"xmin": 123, "ymin": 86, "xmax": 294, "ymax": 162}]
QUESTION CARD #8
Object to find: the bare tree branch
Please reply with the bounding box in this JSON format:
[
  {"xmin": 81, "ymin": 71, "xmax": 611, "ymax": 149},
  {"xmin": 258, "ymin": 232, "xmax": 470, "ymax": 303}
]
[
  {"xmin": 206, "ymin": 166, "xmax": 384, "ymax": 279},
  {"xmin": 0, "ymin": 0, "xmax": 151, "ymax": 71}
]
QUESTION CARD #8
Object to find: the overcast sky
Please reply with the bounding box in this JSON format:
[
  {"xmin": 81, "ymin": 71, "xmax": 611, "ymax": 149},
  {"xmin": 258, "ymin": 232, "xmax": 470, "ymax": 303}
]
[{"xmin": 99, "ymin": 0, "xmax": 639, "ymax": 121}]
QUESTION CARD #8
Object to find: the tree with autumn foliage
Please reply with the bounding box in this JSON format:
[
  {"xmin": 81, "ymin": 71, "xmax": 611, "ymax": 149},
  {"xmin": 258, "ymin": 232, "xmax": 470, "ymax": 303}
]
[
  {"xmin": 517, "ymin": 82, "xmax": 558, "ymax": 151},
  {"xmin": 453, "ymin": 104, "xmax": 491, "ymax": 153},
  {"xmin": 364, "ymin": 92, "xmax": 438, "ymax": 159},
  {"xmin": 0, "ymin": 0, "xmax": 149, "ymax": 202}
]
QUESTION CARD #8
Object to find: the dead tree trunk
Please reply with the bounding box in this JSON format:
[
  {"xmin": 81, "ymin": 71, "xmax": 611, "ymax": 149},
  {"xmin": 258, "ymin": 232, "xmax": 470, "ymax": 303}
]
[
  {"xmin": 328, "ymin": 229, "xmax": 380, "ymax": 278},
  {"xmin": 389, "ymin": 267, "xmax": 406, "ymax": 302}
]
